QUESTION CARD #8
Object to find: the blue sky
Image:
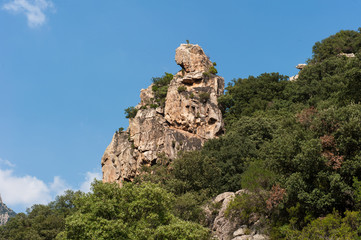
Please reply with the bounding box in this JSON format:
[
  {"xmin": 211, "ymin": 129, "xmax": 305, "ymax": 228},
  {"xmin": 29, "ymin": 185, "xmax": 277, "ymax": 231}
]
[{"xmin": 0, "ymin": 0, "xmax": 360, "ymax": 213}]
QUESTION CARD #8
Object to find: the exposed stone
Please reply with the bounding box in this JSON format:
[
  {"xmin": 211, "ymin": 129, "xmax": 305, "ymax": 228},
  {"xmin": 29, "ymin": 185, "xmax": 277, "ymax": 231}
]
[
  {"xmin": 0, "ymin": 194, "xmax": 16, "ymax": 226},
  {"xmin": 252, "ymin": 234, "xmax": 269, "ymax": 240},
  {"xmin": 175, "ymin": 44, "xmax": 213, "ymax": 73},
  {"xmin": 289, "ymin": 74, "xmax": 299, "ymax": 81},
  {"xmin": 296, "ymin": 63, "xmax": 307, "ymax": 70},
  {"xmin": 205, "ymin": 191, "xmax": 269, "ymax": 240},
  {"xmin": 233, "ymin": 226, "xmax": 248, "ymax": 237},
  {"xmin": 338, "ymin": 52, "xmax": 356, "ymax": 58},
  {"xmin": 101, "ymin": 43, "xmax": 224, "ymax": 186},
  {"xmin": 289, "ymin": 63, "xmax": 307, "ymax": 81},
  {"xmin": 139, "ymin": 84, "xmax": 155, "ymax": 106},
  {"xmin": 231, "ymin": 236, "xmax": 253, "ymax": 240}
]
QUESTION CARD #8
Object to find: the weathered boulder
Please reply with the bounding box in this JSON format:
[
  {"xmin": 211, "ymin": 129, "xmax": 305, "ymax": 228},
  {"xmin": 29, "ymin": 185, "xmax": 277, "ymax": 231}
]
[
  {"xmin": 338, "ymin": 52, "xmax": 356, "ymax": 58},
  {"xmin": 295, "ymin": 63, "xmax": 307, "ymax": 70},
  {"xmin": 204, "ymin": 191, "xmax": 269, "ymax": 240},
  {"xmin": 175, "ymin": 44, "xmax": 213, "ymax": 73},
  {"xmin": 101, "ymin": 43, "xmax": 224, "ymax": 186}
]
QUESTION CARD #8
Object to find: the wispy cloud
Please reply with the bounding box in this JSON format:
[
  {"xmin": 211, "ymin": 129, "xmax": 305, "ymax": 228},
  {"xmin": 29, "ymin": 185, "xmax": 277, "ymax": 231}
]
[
  {"xmin": 80, "ymin": 171, "xmax": 102, "ymax": 193},
  {"xmin": 2, "ymin": 0, "xmax": 54, "ymax": 28},
  {"xmin": 0, "ymin": 161, "xmax": 102, "ymax": 212},
  {"xmin": 0, "ymin": 158, "xmax": 15, "ymax": 168}
]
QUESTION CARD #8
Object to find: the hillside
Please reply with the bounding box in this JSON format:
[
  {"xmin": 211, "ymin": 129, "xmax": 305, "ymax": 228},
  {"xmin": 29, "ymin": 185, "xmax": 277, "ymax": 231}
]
[{"xmin": 1, "ymin": 29, "xmax": 361, "ymax": 240}]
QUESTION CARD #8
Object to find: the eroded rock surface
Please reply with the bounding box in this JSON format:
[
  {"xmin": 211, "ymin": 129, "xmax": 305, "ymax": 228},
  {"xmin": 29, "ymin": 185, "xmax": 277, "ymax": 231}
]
[
  {"xmin": 0, "ymin": 195, "xmax": 16, "ymax": 226},
  {"xmin": 204, "ymin": 191, "xmax": 269, "ymax": 240},
  {"xmin": 101, "ymin": 43, "xmax": 224, "ymax": 186}
]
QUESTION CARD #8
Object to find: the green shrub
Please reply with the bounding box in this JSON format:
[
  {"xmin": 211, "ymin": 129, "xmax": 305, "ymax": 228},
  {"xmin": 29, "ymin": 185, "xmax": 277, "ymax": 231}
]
[
  {"xmin": 280, "ymin": 211, "xmax": 360, "ymax": 240},
  {"xmin": 152, "ymin": 72, "xmax": 173, "ymax": 107},
  {"xmin": 177, "ymin": 85, "xmax": 187, "ymax": 93},
  {"xmin": 209, "ymin": 66, "xmax": 218, "ymax": 74},
  {"xmin": 116, "ymin": 127, "xmax": 125, "ymax": 134},
  {"xmin": 198, "ymin": 92, "xmax": 210, "ymax": 103},
  {"xmin": 310, "ymin": 29, "xmax": 361, "ymax": 63},
  {"xmin": 202, "ymin": 72, "xmax": 210, "ymax": 78},
  {"xmin": 124, "ymin": 106, "xmax": 138, "ymax": 118}
]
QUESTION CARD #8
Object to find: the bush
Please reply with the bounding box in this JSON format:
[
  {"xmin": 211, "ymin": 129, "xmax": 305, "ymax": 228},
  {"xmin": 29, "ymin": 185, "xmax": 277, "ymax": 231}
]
[
  {"xmin": 198, "ymin": 92, "xmax": 210, "ymax": 103},
  {"xmin": 209, "ymin": 66, "xmax": 218, "ymax": 74},
  {"xmin": 280, "ymin": 211, "xmax": 360, "ymax": 239},
  {"xmin": 310, "ymin": 29, "xmax": 361, "ymax": 63},
  {"xmin": 152, "ymin": 72, "xmax": 173, "ymax": 107},
  {"xmin": 57, "ymin": 181, "xmax": 211, "ymax": 240},
  {"xmin": 124, "ymin": 106, "xmax": 138, "ymax": 118},
  {"xmin": 177, "ymin": 85, "xmax": 187, "ymax": 93}
]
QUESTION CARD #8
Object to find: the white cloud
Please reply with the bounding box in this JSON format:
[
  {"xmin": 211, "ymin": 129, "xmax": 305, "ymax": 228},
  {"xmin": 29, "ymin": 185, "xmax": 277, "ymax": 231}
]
[
  {"xmin": 50, "ymin": 176, "xmax": 71, "ymax": 196},
  {"xmin": 2, "ymin": 0, "xmax": 54, "ymax": 28},
  {"xmin": 80, "ymin": 171, "xmax": 102, "ymax": 193},
  {"xmin": 0, "ymin": 158, "xmax": 15, "ymax": 168},
  {"xmin": 0, "ymin": 158, "xmax": 102, "ymax": 212},
  {"xmin": 0, "ymin": 168, "xmax": 52, "ymax": 207}
]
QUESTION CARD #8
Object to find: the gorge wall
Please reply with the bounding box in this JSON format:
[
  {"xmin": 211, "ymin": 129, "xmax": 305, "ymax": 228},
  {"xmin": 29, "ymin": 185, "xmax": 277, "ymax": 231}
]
[{"xmin": 101, "ymin": 44, "xmax": 224, "ymax": 186}]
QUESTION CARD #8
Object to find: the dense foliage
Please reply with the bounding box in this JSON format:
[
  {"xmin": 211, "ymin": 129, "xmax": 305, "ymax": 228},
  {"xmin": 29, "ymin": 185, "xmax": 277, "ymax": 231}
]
[
  {"xmin": 57, "ymin": 181, "xmax": 210, "ymax": 240},
  {"xmin": 0, "ymin": 190, "xmax": 80, "ymax": 240},
  {"xmin": 3, "ymin": 29, "xmax": 361, "ymax": 239},
  {"xmin": 138, "ymin": 28, "xmax": 361, "ymax": 238},
  {"xmin": 310, "ymin": 29, "xmax": 361, "ymax": 63}
]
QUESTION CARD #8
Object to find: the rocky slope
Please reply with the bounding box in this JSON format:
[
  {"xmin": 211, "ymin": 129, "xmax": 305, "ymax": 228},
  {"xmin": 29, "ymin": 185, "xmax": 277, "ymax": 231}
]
[
  {"xmin": 205, "ymin": 191, "xmax": 269, "ymax": 240},
  {"xmin": 0, "ymin": 195, "xmax": 16, "ymax": 226},
  {"xmin": 101, "ymin": 43, "xmax": 224, "ymax": 186}
]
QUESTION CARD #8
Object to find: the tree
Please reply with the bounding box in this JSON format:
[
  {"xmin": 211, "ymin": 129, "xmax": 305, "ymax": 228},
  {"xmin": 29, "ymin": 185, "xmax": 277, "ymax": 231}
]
[{"xmin": 57, "ymin": 181, "xmax": 210, "ymax": 240}]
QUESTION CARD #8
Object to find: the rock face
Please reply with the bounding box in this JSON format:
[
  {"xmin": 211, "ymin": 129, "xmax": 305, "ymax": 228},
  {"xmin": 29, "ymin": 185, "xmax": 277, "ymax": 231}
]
[
  {"xmin": 101, "ymin": 43, "xmax": 224, "ymax": 186},
  {"xmin": 289, "ymin": 63, "xmax": 307, "ymax": 81},
  {"xmin": 0, "ymin": 194, "xmax": 16, "ymax": 226},
  {"xmin": 204, "ymin": 191, "xmax": 269, "ymax": 240}
]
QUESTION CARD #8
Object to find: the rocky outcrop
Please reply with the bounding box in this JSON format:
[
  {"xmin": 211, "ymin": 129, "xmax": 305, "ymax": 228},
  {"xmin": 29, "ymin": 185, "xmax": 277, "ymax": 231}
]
[
  {"xmin": 338, "ymin": 52, "xmax": 356, "ymax": 58},
  {"xmin": 289, "ymin": 63, "xmax": 307, "ymax": 81},
  {"xmin": 101, "ymin": 43, "xmax": 224, "ymax": 186},
  {"xmin": 204, "ymin": 191, "xmax": 269, "ymax": 240},
  {"xmin": 0, "ymin": 195, "xmax": 16, "ymax": 226}
]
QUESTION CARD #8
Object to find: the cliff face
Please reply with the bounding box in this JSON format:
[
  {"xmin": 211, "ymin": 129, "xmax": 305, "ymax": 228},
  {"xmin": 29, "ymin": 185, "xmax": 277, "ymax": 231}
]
[
  {"xmin": 0, "ymin": 195, "xmax": 16, "ymax": 226},
  {"xmin": 101, "ymin": 44, "xmax": 224, "ymax": 186}
]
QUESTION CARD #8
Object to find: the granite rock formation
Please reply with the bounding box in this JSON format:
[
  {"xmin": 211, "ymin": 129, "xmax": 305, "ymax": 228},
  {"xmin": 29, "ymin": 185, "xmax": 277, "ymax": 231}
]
[
  {"xmin": 0, "ymin": 194, "xmax": 16, "ymax": 226},
  {"xmin": 204, "ymin": 191, "xmax": 269, "ymax": 240},
  {"xmin": 102, "ymin": 43, "xmax": 224, "ymax": 186},
  {"xmin": 289, "ymin": 63, "xmax": 307, "ymax": 81}
]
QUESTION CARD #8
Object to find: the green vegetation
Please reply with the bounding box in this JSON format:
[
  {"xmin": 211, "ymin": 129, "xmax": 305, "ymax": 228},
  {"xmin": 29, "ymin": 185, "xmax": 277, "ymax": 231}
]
[
  {"xmin": 177, "ymin": 85, "xmax": 187, "ymax": 93},
  {"xmin": 310, "ymin": 29, "xmax": 361, "ymax": 63},
  {"xmin": 124, "ymin": 106, "xmax": 138, "ymax": 119},
  {"xmin": 4, "ymin": 29, "xmax": 361, "ymax": 239},
  {"xmin": 198, "ymin": 92, "xmax": 210, "ymax": 103},
  {"xmin": 152, "ymin": 72, "xmax": 173, "ymax": 107},
  {"xmin": 208, "ymin": 66, "xmax": 218, "ymax": 74},
  {"xmin": 56, "ymin": 181, "xmax": 210, "ymax": 240},
  {"xmin": 203, "ymin": 64, "xmax": 218, "ymax": 78},
  {"xmin": 0, "ymin": 190, "xmax": 81, "ymax": 240}
]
